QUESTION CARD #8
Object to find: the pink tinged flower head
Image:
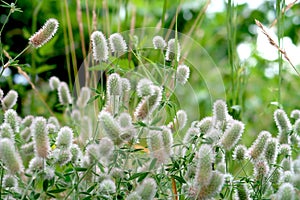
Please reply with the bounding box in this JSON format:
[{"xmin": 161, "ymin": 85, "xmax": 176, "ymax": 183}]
[
  {"xmin": 98, "ymin": 111, "xmax": 121, "ymax": 144},
  {"xmin": 0, "ymin": 138, "xmax": 24, "ymax": 174},
  {"xmin": 165, "ymin": 38, "xmax": 180, "ymax": 61},
  {"xmin": 1, "ymin": 90, "xmax": 18, "ymax": 110},
  {"xmin": 76, "ymin": 87, "xmax": 91, "ymax": 108},
  {"xmin": 29, "ymin": 18, "xmax": 59, "ymax": 48},
  {"xmin": 91, "ymin": 31, "xmax": 109, "ymax": 62},
  {"xmin": 4, "ymin": 109, "xmax": 19, "ymax": 133},
  {"xmin": 134, "ymin": 86, "xmax": 162, "ymax": 120},
  {"xmin": 176, "ymin": 64, "xmax": 190, "ymax": 85},
  {"xmin": 274, "ymin": 109, "xmax": 292, "ymax": 144},
  {"xmin": 220, "ymin": 120, "xmax": 245, "ymax": 150},
  {"xmin": 31, "ymin": 117, "xmax": 50, "ymax": 158},
  {"xmin": 109, "ymin": 33, "xmax": 127, "ymax": 55},
  {"xmin": 55, "ymin": 126, "xmax": 73, "ymax": 150},
  {"xmin": 195, "ymin": 144, "xmax": 214, "ymax": 186},
  {"xmin": 57, "ymin": 82, "xmax": 72, "ymax": 105},
  {"xmin": 254, "ymin": 159, "xmax": 269, "ymax": 180},
  {"xmin": 136, "ymin": 178, "xmax": 157, "ymax": 200},
  {"xmin": 248, "ymin": 131, "xmax": 271, "ymax": 160},
  {"xmin": 137, "ymin": 78, "xmax": 154, "ymax": 97},
  {"xmin": 153, "ymin": 36, "xmax": 166, "ymax": 50},
  {"xmin": 49, "ymin": 76, "xmax": 60, "ymax": 91}
]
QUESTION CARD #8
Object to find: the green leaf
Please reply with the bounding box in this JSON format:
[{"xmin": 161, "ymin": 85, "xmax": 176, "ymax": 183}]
[
  {"xmin": 149, "ymin": 158, "xmax": 157, "ymax": 170},
  {"xmin": 88, "ymin": 63, "xmax": 109, "ymax": 71},
  {"xmin": 75, "ymin": 167, "xmax": 87, "ymax": 172},
  {"xmin": 128, "ymin": 172, "xmax": 149, "ymax": 181},
  {"xmin": 172, "ymin": 175, "xmax": 186, "ymax": 184},
  {"xmin": 87, "ymin": 183, "xmax": 97, "ymax": 193},
  {"xmin": 47, "ymin": 188, "xmax": 66, "ymax": 194},
  {"xmin": 87, "ymin": 94, "xmax": 101, "ymax": 104},
  {"xmin": 43, "ymin": 179, "xmax": 49, "ymax": 191}
]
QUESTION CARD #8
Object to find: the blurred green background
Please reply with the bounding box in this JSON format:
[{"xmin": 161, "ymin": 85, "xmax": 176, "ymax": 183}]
[{"xmin": 1, "ymin": 0, "xmax": 300, "ymax": 145}]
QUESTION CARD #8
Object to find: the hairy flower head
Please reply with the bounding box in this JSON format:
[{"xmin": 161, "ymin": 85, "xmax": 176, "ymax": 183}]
[
  {"xmin": 1, "ymin": 90, "xmax": 18, "ymax": 110},
  {"xmin": 91, "ymin": 31, "xmax": 109, "ymax": 62}
]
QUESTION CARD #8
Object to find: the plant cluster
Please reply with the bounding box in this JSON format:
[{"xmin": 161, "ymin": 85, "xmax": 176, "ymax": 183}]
[{"xmin": 0, "ymin": 8, "xmax": 300, "ymax": 200}]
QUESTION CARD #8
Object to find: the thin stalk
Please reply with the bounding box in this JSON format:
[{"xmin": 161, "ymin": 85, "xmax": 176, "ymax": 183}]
[
  {"xmin": 161, "ymin": 0, "xmax": 167, "ymax": 28},
  {"xmin": 0, "ymin": 162, "xmax": 3, "ymax": 199},
  {"xmin": 276, "ymin": 0, "xmax": 285, "ymax": 106}
]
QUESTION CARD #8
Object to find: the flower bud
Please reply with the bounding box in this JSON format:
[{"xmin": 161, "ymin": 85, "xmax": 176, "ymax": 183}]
[
  {"xmin": 212, "ymin": 100, "xmax": 228, "ymax": 129},
  {"xmin": 137, "ymin": 78, "xmax": 154, "ymax": 97},
  {"xmin": 136, "ymin": 178, "xmax": 157, "ymax": 200},
  {"xmin": 197, "ymin": 171, "xmax": 224, "ymax": 199},
  {"xmin": 195, "ymin": 144, "xmax": 214, "ymax": 186},
  {"xmin": 165, "ymin": 38, "xmax": 180, "ymax": 61},
  {"xmin": 281, "ymin": 158, "xmax": 292, "ymax": 172},
  {"xmin": 276, "ymin": 183, "xmax": 295, "ymax": 200},
  {"xmin": 21, "ymin": 115, "xmax": 34, "ymax": 127},
  {"xmin": 196, "ymin": 117, "xmax": 212, "ymax": 134},
  {"xmin": 168, "ymin": 110, "xmax": 187, "ymax": 131},
  {"xmin": 147, "ymin": 130, "xmax": 168, "ymax": 164},
  {"xmin": 20, "ymin": 127, "xmax": 31, "ymax": 142},
  {"xmin": 4, "ymin": 109, "xmax": 19, "ymax": 133},
  {"xmin": 58, "ymin": 82, "xmax": 72, "ymax": 105},
  {"xmin": 76, "ymin": 87, "xmax": 91, "ymax": 108},
  {"xmin": 49, "ymin": 76, "xmax": 60, "ymax": 90},
  {"xmin": 176, "ymin": 64, "xmax": 190, "ymax": 85},
  {"xmin": 220, "ymin": 120, "xmax": 245, "ymax": 150},
  {"xmin": 99, "ymin": 137, "xmax": 114, "ymax": 159},
  {"xmin": 153, "ymin": 36, "xmax": 166, "ymax": 50},
  {"xmin": 290, "ymin": 109, "xmax": 300, "ymax": 120},
  {"xmin": 121, "ymin": 78, "xmax": 131, "ymax": 93},
  {"xmin": 279, "ymin": 144, "xmax": 291, "ymax": 157},
  {"xmin": 91, "ymin": 31, "xmax": 109, "ymax": 62},
  {"xmin": 109, "ymin": 33, "xmax": 127, "ymax": 55},
  {"xmin": 99, "ymin": 179, "xmax": 116, "ymax": 194},
  {"xmin": 248, "ymin": 131, "xmax": 271, "ymax": 160},
  {"xmin": 264, "ymin": 138, "xmax": 279, "ymax": 165},
  {"xmin": 86, "ymin": 144, "xmax": 100, "ymax": 163},
  {"xmin": 274, "ymin": 109, "xmax": 292, "ymax": 144},
  {"xmin": 0, "ymin": 138, "xmax": 23, "ymax": 174},
  {"xmin": 29, "ymin": 18, "xmax": 59, "ymax": 48},
  {"xmin": 3, "ymin": 174, "xmax": 17, "ymax": 188},
  {"xmin": 48, "ymin": 116, "xmax": 60, "ymax": 130},
  {"xmin": 56, "ymin": 126, "xmax": 73, "ymax": 150},
  {"xmin": 118, "ymin": 113, "xmax": 132, "ymax": 128},
  {"xmin": 0, "ymin": 123, "xmax": 14, "ymax": 141},
  {"xmin": 31, "ymin": 117, "xmax": 50, "ymax": 158},
  {"xmin": 21, "ymin": 141, "xmax": 35, "ymax": 155},
  {"xmin": 1, "ymin": 90, "xmax": 18, "ymax": 110},
  {"xmin": 232, "ymin": 145, "xmax": 248, "ymax": 161},
  {"xmin": 98, "ymin": 111, "xmax": 121, "ymax": 144}
]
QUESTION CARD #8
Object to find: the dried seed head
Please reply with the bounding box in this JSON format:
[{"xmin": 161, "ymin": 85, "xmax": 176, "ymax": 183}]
[
  {"xmin": 4, "ymin": 109, "xmax": 19, "ymax": 133},
  {"xmin": 137, "ymin": 78, "xmax": 154, "ymax": 97},
  {"xmin": 76, "ymin": 87, "xmax": 91, "ymax": 108},
  {"xmin": 109, "ymin": 33, "xmax": 127, "ymax": 55},
  {"xmin": 176, "ymin": 64, "xmax": 190, "ymax": 85},
  {"xmin": 1, "ymin": 90, "xmax": 18, "ymax": 110},
  {"xmin": 165, "ymin": 38, "xmax": 180, "ymax": 61},
  {"xmin": 153, "ymin": 36, "xmax": 166, "ymax": 50},
  {"xmin": 98, "ymin": 111, "xmax": 121, "ymax": 144},
  {"xmin": 49, "ymin": 76, "xmax": 60, "ymax": 91},
  {"xmin": 58, "ymin": 82, "xmax": 72, "ymax": 105},
  {"xmin": 136, "ymin": 178, "xmax": 157, "ymax": 200},
  {"xmin": 220, "ymin": 120, "xmax": 245, "ymax": 150},
  {"xmin": 29, "ymin": 18, "xmax": 59, "ymax": 48},
  {"xmin": 233, "ymin": 145, "xmax": 248, "ymax": 161},
  {"xmin": 264, "ymin": 138, "xmax": 279, "ymax": 165},
  {"xmin": 195, "ymin": 144, "xmax": 214, "ymax": 186},
  {"xmin": 274, "ymin": 109, "xmax": 292, "ymax": 144},
  {"xmin": 31, "ymin": 117, "xmax": 50, "ymax": 158},
  {"xmin": 56, "ymin": 126, "xmax": 73, "ymax": 150},
  {"xmin": 0, "ymin": 138, "xmax": 23, "ymax": 174},
  {"xmin": 248, "ymin": 131, "xmax": 271, "ymax": 160},
  {"xmin": 276, "ymin": 183, "xmax": 295, "ymax": 200},
  {"xmin": 91, "ymin": 31, "xmax": 108, "ymax": 62}
]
